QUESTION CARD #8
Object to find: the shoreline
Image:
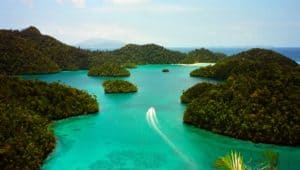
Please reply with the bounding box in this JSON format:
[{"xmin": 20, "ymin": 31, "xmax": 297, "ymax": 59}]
[{"xmin": 175, "ymin": 63, "xmax": 215, "ymax": 67}]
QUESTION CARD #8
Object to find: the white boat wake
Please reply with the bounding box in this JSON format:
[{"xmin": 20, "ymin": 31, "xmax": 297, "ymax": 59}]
[{"xmin": 146, "ymin": 107, "xmax": 197, "ymax": 169}]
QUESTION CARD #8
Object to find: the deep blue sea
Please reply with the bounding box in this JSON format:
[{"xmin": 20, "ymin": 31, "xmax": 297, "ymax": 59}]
[{"xmin": 170, "ymin": 47, "xmax": 300, "ymax": 63}]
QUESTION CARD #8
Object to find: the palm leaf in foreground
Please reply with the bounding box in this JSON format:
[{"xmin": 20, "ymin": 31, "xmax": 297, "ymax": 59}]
[
  {"xmin": 259, "ymin": 150, "xmax": 279, "ymax": 170},
  {"xmin": 214, "ymin": 151, "xmax": 247, "ymax": 170}
]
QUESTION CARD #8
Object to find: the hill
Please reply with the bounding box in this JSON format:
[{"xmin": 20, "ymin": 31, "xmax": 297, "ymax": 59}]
[
  {"xmin": 88, "ymin": 63, "xmax": 130, "ymax": 77},
  {"xmin": 0, "ymin": 29, "xmax": 60, "ymax": 75},
  {"xmin": 109, "ymin": 44, "xmax": 186, "ymax": 64},
  {"xmin": 19, "ymin": 26, "xmax": 91, "ymax": 70},
  {"xmin": 87, "ymin": 44, "xmax": 226, "ymax": 65},
  {"xmin": 182, "ymin": 48, "xmax": 300, "ymax": 146},
  {"xmin": 181, "ymin": 48, "xmax": 226, "ymax": 64},
  {"xmin": 1, "ymin": 26, "xmax": 229, "ymax": 75},
  {"xmin": 0, "ymin": 26, "xmax": 91, "ymax": 75},
  {"xmin": 190, "ymin": 48, "xmax": 298, "ymax": 79}
]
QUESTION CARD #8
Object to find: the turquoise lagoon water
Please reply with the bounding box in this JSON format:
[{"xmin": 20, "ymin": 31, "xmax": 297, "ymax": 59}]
[{"xmin": 23, "ymin": 65, "xmax": 300, "ymax": 170}]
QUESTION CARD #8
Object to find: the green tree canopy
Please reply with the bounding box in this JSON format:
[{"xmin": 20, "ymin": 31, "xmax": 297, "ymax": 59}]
[
  {"xmin": 102, "ymin": 80, "xmax": 138, "ymax": 93},
  {"xmin": 0, "ymin": 76, "xmax": 99, "ymax": 169},
  {"xmin": 88, "ymin": 64, "xmax": 130, "ymax": 77},
  {"xmin": 182, "ymin": 48, "xmax": 300, "ymax": 146}
]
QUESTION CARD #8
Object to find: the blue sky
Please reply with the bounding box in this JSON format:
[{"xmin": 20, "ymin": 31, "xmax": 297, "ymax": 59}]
[{"xmin": 1, "ymin": 0, "xmax": 300, "ymax": 47}]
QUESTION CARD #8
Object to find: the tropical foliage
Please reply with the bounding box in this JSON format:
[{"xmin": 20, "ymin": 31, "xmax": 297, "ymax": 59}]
[
  {"xmin": 89, "ymin": 45, "xmax": 224, "ymax": 66},
  {"xmin": 162, "ymin": 69, "xmax": 170, "ymax": 72},
  {"xmin": 181, "ymin": 82, "xmax": 215, "ymax": 103},
  {"xmin": 0, "ymin": 26, "xmax": 226, "ymax": 75},
  {"xmin": 0, "ymin": 29, "xmax": 60, "ymax": 75},
  {"xmin": 102, "ymin": 80, "xmax": 137, "ymax": 93},
  {"xmin": 0, "ymin": 76, "xmax": 99, "ymax": 169},
  {"xmin": 88, "ymin": 64, "xmax": 130, "ymax": 77},
  {"xmin": 181, "ymin": 48, "xmax": 226, "ymax": 64},
  {"xmin": 20, "ymin": 26, "xmax": 91, "ymax": 70},
  {"xmin": 182, "ymin": 49, "xmax": 300, "ymax": 145},
  {"xmin": 0, "ymin": 26, "xmax": 91, "ymax": 75},
  {"xmin": 214, "ymin": 151, "xmax": 246, "ymax": 170},
  {"xmin": 214, "ymin": 150, "xmax": 279, "ymax": 170},
  {"xmin": 122, "ymin": 63, "xmax": 137, "ymax": 68},
  {"xmin": 0, "ymin": 104, "xmax": 55, "ymax": 170},
  {"xmin": 110, "ymin": 44, "xmax": 186, "ymax": 64},
  {"xmin": 261, "ymin": 151, "xmax": 279, "ymax": 170},
  {"xmin": 190, "ymin": 48, "xmax": 297, "ymax": 79}
]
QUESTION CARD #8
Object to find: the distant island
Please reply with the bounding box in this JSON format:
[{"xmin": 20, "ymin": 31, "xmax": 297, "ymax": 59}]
[
  {"xmin": 76, "ymin": 38, "xmax": 125, "ymax": 50},
  {"xmin": 0, "ymin": 76, "xmax": 99, "ymax": 169},
  {"xmin": 181, "ymin": 48, "xmax": 226, "ymax": 64},
  {"xmin": 190, "ymin": 48, "xmax": 297, "ymax": 79},
  {"xmin": 0, "ymin": 26, "xmax": 226, "ymax": 75},
  {"xmin": 182, "ymin": 48, "xmax": 300, "ymax": 146},
  {"xmin": 162, "ymin": 69, "xmax": 170, "ymax": 72},
  {"xmin": 88, "ymin": 64, "xmax": 130, "ymax": 77},
  {"xmin": 103, "ymin": 80, "xmax": 137, "ymax": 93}
]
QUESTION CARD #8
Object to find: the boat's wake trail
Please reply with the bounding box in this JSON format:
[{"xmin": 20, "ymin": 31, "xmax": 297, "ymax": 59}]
[{"xmin": 146, "ymin": 107, "xmax": 196, "ymax": 169}]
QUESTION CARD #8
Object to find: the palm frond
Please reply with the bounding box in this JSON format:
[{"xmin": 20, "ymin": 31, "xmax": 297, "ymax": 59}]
[
  {"xmin": 214, "ymin": 151, "xmax": 247, "ymax": 170},
  {"xmin": 260, "ymin": 150, "xmax": 279, "ymax": 170}
]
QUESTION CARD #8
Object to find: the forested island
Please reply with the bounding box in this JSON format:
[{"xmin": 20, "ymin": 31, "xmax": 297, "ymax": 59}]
[
  {"xmin": 103, "ymin": 80, "xmax": 138, "ymax": 93},
  {"xmin": 0, "ymin": 26, "xmax": 226, "ymax": 76},
  {"xmin": 162, "ymin": 69, "xmax": 170, "ymax": 72},
  {"xmin": 181, "ymin": 48, "xmax": 226, "ymax": 64},
  {"xmin": 88, "ymin": 64, "xmax": 130, "ymax": 77},
  {"xmin": 182, "ymin": 49, "xmax": 300, "ymax": 146},
  {"xmin": 0, "ymin": 76, "xmax": 99, "ymax": 170},
  {"xmin": 85, "ymin": 44, "xmax": 227, "ymax": 65},
  {"xmin": 1, "ymin": 26, "xmax": 300, "ymax": 169}
]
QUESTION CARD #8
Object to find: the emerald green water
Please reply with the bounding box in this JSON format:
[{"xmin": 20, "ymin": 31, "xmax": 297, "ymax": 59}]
[{"xmin": 23, "ymin": 65, "xmax": 300, "ymax": 170}]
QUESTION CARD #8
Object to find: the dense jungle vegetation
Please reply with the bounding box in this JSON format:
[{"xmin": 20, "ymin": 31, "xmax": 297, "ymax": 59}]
[
  {"xmin": 214, "ymin": 150, "xmax": 279, "ymax": 170},
  {"xmin": 162, "ymin": 69, "xmax": 170, "ymax": 72},
  {"xmin": 0, "ymin": 76, "xmax": 99, "ymax": 170},
  {"xmin": 109, "ymin": 44, "xmax": 186, "ymax": 64},
  {"xmin": 0, "ymin": 26, "xmax": 91, "ymax": 75},
  {"xmin": 88, "ymin": 64, "xmax": 130, "ymax": 77},
  {"xmin": 122, "ymin": 63, "xmax": 137, "ymax": 68},
  {"xmin": 190, "ymin": 48, "xmax": 298, "ymax": 79},
  {"xmin": 102, "ymin": 80, "xmax": 138, "ymax": 93},
  {"xmin": 89, "ymin": 44, "xmax": 226, "ymax": 66},
  {"xmin": 0, "ymin": 26, "xmax": 225, "ymax": 75},
  {"xmin": 87, "ymin": 44, "xmax": 187, "ymax": 65},
  {"xmin": 182, "ymin": 49, "xmax": 300, "ymax": 146},
  {"xmin": 181, "ymin": 48, "xmax": 226, "ymax": 64}
]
